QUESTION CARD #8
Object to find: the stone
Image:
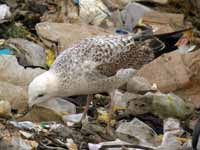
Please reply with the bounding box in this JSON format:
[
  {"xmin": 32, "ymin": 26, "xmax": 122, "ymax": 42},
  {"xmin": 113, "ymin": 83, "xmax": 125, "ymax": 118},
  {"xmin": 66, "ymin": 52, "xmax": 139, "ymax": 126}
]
[
  {"xmin": 137, "ymin": 50, "xmax": 200, "ymax": 108},
  {"xmin": 36, "ymin": 22, "xmax": 113, "ymax": 53},
  {"xmin": 7, "ymin": 38, "xmax": 46, "ymax": 68}
]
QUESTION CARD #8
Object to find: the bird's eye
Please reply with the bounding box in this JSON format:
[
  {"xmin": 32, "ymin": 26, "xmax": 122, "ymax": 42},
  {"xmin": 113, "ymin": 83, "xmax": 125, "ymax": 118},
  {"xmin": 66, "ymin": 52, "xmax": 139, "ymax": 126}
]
[{"xmin": 37, "ymin": 94, "xmax": 44, "ymax": 98}]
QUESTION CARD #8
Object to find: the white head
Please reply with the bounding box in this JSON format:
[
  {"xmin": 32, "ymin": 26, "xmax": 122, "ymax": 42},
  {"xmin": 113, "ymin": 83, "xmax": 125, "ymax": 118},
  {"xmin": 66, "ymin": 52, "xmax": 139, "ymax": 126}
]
[{"xmin": 28, "ymin": 71, "xmax": 59, "ymax": 107}]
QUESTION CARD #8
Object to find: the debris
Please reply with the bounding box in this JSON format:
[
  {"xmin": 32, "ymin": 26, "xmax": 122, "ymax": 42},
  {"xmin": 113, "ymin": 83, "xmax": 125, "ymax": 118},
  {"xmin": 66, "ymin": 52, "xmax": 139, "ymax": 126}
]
[
  {"xmin": 97, "ymin": 107, "xmax": 110, "ymax": 124},
  {"xmin": 176, "ymin": 45, "xmax": 196, "ymax": 54},
  {"xmin": 36, "ymin": 22, "xmax": 113, "ymax": 53},
  {"xmin": 11, "ymin": 136, "xmax": 32, "ymax": 150},
  {"xmin": 116, "ymin": 118, "xmax": 159, "ymax": 146},
  {"xmin": 0, "ymin": 1, "xmax": 198, "ymax": 149},
  {"xmin": 19, "ymin": 130, "xmax": 33, "ymax": 139},
  {"xmin": 151, "ymin": 92, "xmax": 194, "ymax": 119},
  {"xmin": 0, "ymin": 55, "xmax": 45, "ymax": 86},
  {"xmin": 121, "ymin": 2, "xmax": 152, "ymax": 31},
  {"xmin": 22, "ymin": 98, "xmax": 76, "ymax": 122},
  {"xmin": 0, "ymin": 48, "xmax": 12, "ymax": 55},
  {"xmin": 0, "ymin": 100, "xmax": 11, "ymax": 118},
  {"xmin": 89, "ymin": 139, "xmax": 139, "ymax": 150},
  {"xmin": 0, "ymin": 82, "xmax": 27, "ymax": 113},
  {"xmin": 157, "ymin": 118, "xmax": 183, "ymax": 150},
  {"xmin": 46, "ymin": 48, "xmax": 56, "ymax": 67},
  {"xmin": 142, "ymin": 11, "xmax": 185, "ymax": 34},
  {"xmin": 135, "ymin": 0, "xmax": 168, "ymax": 5},
  {"xmin": 9, "ymin": 121, "xmax": 35, "ymax": 130},
  {"xmin": 62, "ymin": 113, "xmax": 84, "ymax": 125},
  {"xmin": 137, "ymin": 50, "xmax": 200, "ymax": 108},
  {"xmin": 112, "ymin": 90, "xmax": 127, "ymax": 111},
  {"xmin": 0, "ymin": 55, "xmax": 44, "ymax": 113},
  {"xmin": 7, "ymin": 38, "xmax": 46, "ymax": 68},
  {"xmin": 0, "ymin": 4, "xmax": 11, "ymax": 24},
  {"xmin": 127, "ymin": 76, "xmax": 153, "ymax": 94},
  {"xmin": 66, "ymin": 139, "xmax": 78, "ymax": 150},
  {"xmin": 163, "ymin": 118, "xmax": 183, "ymax": 135},
  {"xmin": 80, "ymin": 0, "xmax": 111, "ymax": 26},
  {"xmin": 192, "ymin": 118, "xmax": 200, "ymax": 150},
  {"xmin": 0, "ymin": 22, "xmax": 31, "ymax": 39}
]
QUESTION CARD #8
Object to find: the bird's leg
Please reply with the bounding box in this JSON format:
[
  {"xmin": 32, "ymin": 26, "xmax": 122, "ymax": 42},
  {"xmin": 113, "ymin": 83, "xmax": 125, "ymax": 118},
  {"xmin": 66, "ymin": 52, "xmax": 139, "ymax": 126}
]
[
  {"xmin": 81, "ymin": 94, "xmax": 93, "ymax": 121},
  {"xmin": 107, "ymin": 96, "xmax": 113, "ymax": 131}
]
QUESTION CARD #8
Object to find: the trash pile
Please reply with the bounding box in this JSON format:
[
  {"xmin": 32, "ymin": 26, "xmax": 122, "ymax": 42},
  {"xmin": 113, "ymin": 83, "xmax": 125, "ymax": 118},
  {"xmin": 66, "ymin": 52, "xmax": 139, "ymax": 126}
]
[{"xmin": 0, "ymin": 0, "xmax": 200, "ymax": 149}]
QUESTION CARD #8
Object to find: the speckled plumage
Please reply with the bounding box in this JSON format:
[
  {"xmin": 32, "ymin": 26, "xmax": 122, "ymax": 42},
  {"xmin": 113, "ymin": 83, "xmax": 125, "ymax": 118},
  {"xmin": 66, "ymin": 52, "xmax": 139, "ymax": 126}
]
[
  {"xmin": 49, "ymin": 34, "xmax": 159, "ymax": 95},
  {"xmin": 28, "ymin": 34, "xmax": 163, "ymax": 106}
]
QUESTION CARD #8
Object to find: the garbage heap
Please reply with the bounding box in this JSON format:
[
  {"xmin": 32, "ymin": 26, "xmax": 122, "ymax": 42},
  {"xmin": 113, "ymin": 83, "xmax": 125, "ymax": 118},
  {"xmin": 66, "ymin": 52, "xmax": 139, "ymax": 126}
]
[{"xmin": 0, "ymin": 0, "xmax": 200, "ymax": 150}]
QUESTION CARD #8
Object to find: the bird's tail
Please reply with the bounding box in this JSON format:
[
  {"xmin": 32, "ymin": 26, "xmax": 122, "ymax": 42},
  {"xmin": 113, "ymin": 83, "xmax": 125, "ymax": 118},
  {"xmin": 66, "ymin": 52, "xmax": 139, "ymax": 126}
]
[
  {"xmin": 128, "ymin": 27, "xmax": 193, "ymax": 57},
  {"xmin": 154, "ymin": 28, "xmax": 193, "ymax": 57}
]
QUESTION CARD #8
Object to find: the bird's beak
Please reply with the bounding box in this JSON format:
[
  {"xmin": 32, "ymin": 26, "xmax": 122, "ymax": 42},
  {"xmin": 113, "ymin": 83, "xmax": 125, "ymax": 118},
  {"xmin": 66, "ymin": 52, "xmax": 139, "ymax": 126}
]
[
  {"xmin": 28, "ymin": 96, "xmax": 49, "ymax": 111},
  {"xmin": 28, "ymin": 98, "xmax": 35, "ymax": 110}
]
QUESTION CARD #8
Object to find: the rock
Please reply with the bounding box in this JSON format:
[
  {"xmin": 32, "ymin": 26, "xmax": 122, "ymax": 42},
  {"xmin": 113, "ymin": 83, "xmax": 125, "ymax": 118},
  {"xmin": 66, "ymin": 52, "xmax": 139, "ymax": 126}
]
[
  {"xmin": 137, "ymin": 50, "xmax": 200, "ymax": 108},
  {"xmin": 36, "ymin": 22, "xmax": 113, "ymax": 53},
  {"xmin": 21, "ymin": 98, "xmax": 76, "ymax": 122},
  {"xmin": 0, "ymin": 100, "xmax": 11, "ymax": 118},
  {"xmin": 127, "ymin": 76, "xmax": 153, "ymax": 94},
  {"xmin": 0, "ymin": 55, "xmax": 45, "ymax": 113},
  {"xmin": 116, "ymin": 118, "xmax": 159, "ymax": 146},
  {"xmin": 7, "ymin": 38, "xmax": 46, "ymax": 68}
]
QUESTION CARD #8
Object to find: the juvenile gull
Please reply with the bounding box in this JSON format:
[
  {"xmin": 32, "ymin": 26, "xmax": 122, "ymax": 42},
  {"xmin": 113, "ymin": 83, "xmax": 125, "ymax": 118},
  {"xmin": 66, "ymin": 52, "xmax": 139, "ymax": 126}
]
[{"xmin": 28, "ymin": 34, "xmax": 164, "ymax": 118}]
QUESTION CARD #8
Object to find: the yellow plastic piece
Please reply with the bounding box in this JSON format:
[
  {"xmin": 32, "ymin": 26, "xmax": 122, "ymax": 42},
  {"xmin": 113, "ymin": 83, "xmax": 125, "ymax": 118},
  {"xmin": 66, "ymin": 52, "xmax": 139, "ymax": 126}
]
[{"xmin": 46, "ymin": 49, "xmax": 56, "ymax": 67}]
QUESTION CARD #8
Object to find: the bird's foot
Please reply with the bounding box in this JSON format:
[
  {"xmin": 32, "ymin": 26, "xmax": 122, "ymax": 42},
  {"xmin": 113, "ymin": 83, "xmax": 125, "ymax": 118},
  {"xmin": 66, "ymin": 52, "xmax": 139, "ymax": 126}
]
[{"xmin": 80, "ymin": 94, "xmax": 93, "ymax": 123}]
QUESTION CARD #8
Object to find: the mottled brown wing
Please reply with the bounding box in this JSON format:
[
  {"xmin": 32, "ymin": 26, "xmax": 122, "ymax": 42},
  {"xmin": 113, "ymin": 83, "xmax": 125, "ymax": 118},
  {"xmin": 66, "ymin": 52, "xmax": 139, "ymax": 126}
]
[{"xmin": 95, "ymin": 39, "xmax": 155, "ymax": 77}]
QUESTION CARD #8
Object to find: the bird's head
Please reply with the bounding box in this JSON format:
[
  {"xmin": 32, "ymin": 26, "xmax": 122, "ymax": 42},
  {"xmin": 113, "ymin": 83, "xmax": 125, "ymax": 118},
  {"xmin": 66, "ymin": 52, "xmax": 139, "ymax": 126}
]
[{"xmin": 28, "ymin": 71, "xmax": 59, "ymax": 108}]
